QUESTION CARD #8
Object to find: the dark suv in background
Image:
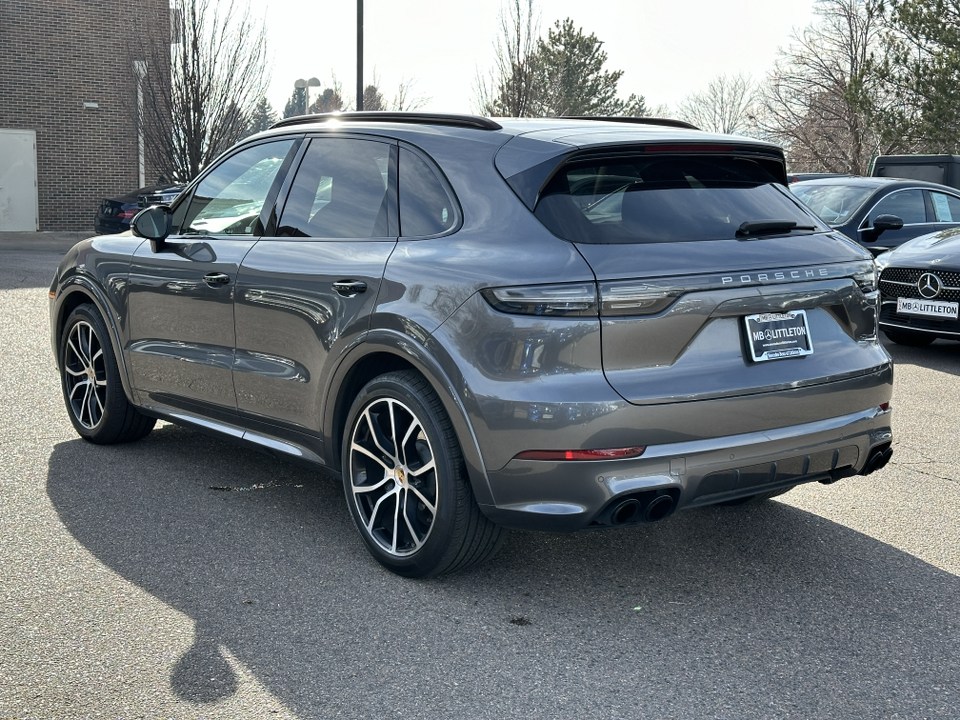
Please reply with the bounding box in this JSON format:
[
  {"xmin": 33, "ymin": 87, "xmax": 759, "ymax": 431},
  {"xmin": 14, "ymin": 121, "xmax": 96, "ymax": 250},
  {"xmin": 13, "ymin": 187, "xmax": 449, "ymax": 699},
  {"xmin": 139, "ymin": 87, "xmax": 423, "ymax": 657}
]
[
  {"xmin": 51, "ymin": 113, "xmax": 894, "ymax": 577},
  {"xmin": 94, "ymin": 183, "xmax": 183, "ymax": 234}
]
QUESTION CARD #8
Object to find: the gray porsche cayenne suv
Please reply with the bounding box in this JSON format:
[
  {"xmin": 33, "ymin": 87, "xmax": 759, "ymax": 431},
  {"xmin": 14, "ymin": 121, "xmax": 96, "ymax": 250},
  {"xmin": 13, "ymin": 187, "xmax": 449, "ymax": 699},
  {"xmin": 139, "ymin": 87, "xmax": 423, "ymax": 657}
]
[{"xmin": 50, "ymin": 112, "xmax": 894, "ymax": 577}]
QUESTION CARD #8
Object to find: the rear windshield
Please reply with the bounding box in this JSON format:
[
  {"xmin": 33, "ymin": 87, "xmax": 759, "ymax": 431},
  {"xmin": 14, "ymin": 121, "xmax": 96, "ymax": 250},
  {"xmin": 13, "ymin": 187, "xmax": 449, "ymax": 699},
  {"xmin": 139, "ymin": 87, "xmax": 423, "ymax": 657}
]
[
  {"xmin": 790, "ymin": 183, "xmax": 874, "ymax": 225},
  {"xmin": 534, "ymin": 156, "xmax": 817, "ymax": 244}
]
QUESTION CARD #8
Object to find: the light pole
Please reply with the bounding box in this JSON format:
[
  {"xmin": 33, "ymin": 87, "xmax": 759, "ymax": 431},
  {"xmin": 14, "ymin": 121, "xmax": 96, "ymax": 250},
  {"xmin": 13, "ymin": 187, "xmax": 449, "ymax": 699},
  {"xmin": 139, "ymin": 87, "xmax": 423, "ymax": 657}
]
[
  {"xmin": 295, "ymin": 77, "xmax": 321, "ymax": 114},
  {"xmin": 356, "ymin": 0, "xmax": 363, "ymax": 111}
]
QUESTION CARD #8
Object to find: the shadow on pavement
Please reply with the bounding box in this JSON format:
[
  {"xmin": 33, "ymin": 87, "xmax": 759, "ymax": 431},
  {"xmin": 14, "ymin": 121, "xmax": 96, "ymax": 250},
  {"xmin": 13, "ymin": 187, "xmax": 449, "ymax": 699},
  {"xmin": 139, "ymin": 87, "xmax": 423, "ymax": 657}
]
[
  {"xmin": 47, "ymin": 425, "xmax": 960, "ymax": 719},
  {"xmin": 882, "ymin": 335, "xmax": 960, "ymax": 376}
]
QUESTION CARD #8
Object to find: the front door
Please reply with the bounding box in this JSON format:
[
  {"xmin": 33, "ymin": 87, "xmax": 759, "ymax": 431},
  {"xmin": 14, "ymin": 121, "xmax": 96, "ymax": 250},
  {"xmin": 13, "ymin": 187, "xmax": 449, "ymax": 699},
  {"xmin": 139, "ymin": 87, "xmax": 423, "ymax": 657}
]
[{"xmin": 126, "ymin": 139, "xmax": 297, "ymax": 421}]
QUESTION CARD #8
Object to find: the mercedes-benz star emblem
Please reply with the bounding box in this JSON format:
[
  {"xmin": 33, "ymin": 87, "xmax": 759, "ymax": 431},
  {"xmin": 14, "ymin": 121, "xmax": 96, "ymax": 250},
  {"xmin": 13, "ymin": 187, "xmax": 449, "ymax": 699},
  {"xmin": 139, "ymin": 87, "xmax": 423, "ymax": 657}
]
[{"xmin": 917, "ymin": 272, "xmax": 944, "ymax": 299}]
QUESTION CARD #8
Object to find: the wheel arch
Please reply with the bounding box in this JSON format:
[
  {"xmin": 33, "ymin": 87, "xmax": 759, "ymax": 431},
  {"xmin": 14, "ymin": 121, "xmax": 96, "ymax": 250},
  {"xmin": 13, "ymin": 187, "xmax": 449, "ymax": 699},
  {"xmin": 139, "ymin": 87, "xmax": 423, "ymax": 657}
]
[
  {"xmin": 54, "ymin": 279, "xmax": 137, "ymax": 406},
  {"xmin": 324, "ymin": 332, "xmax": 496, "ymax": 508}
]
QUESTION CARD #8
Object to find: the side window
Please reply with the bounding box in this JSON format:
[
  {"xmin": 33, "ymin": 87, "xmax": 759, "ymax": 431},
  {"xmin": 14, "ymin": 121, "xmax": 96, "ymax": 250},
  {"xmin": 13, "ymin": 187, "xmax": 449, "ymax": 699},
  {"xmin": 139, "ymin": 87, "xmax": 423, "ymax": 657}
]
[
  {"xmin": 930, "ymin": 191, "xmax": 960, "ymax": 222},
  {"xmin": 867, "ymin": 189, "xmax": 927, "ymax": 226},
  {"xmin": 181, "ymin": 140, "xmax": 294, "ymax": 236},
  {"xmin": 278, "ymin": 138, "xmax": 393, "ymax": 238},
  {"xmin": 399, "ymin": 147, "xmax": 458, "ymax": 237}
]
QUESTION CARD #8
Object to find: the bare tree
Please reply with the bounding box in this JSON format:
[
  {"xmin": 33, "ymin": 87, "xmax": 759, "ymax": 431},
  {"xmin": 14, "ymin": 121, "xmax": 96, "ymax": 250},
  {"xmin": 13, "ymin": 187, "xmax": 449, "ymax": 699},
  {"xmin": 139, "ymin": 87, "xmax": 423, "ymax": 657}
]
[
  {"xmin": 475, "ymin": 0, "xmax": 540, "ymax": 116},
  {"xmin": 755, "ymin": 0, "xmax": 897, "ymax": 174},
  {"xmin": 677, "ymin": 74, "xmax": 757, "ymax": 135},
  {"xmin": 133, "ymin": 0, "xmax": 269, "ymax": 182},
  {"xmin": 391, "ymin": 78, "xmax": 430, "ymax": 112}
]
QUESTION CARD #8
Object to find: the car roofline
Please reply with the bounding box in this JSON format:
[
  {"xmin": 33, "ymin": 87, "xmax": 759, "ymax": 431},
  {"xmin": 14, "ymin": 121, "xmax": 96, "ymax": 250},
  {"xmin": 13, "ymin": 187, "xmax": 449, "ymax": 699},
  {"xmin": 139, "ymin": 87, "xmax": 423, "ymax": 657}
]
[
  {"xmin": 270, "ymin": 112, "xmax": 700, "ymax": 134},
  {"xmin": 272, "ymin": 112, "xmax": 504, "ymax": 131}
]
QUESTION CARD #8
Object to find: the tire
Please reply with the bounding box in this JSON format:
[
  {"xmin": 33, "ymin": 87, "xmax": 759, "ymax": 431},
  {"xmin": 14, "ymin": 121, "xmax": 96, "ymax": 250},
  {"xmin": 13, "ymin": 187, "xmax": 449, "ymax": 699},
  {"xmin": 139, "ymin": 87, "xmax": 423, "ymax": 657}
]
[
  {"xmin": 341, "ymin": 370, "xmax": 504, "ymax": 578},
  {"xmin": 59, "ymin": 303, "xmax": 156, "ymax": 444},
  {"xmin": 718, "ymin": 486, "xmax": 795, "ymax": 506},
  {"xmin": 883, "ymin": 329, "xmax": 935, "ymax": 346}
]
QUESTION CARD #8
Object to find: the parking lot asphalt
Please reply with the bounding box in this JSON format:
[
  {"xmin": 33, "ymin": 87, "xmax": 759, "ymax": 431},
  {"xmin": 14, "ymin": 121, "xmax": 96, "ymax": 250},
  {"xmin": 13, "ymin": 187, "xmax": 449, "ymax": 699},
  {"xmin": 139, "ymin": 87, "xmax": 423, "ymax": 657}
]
[{"xmin": 1, "ymin": 246, "xmax": 958, "ymax": 719}]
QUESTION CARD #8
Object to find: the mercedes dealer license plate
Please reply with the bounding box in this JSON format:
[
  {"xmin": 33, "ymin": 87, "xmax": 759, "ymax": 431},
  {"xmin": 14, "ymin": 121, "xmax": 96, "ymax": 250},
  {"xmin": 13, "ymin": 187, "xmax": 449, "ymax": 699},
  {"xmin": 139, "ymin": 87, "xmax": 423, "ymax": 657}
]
[
  {"xmin": 744, "ymin": 310, "xmax": 814, "ymax": 362},
  {"xmin": 896, "ymin": 297, "xmax": 959, "ymax": 319}
]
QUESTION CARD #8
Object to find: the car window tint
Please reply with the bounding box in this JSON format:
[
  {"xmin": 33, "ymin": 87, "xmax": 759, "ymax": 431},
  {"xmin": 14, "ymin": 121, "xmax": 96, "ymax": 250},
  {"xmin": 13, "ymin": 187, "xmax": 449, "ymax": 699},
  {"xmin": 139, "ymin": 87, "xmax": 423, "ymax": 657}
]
[
  {"xmin": 930, "ymin": 191, "xmax": 960, "ymax": 222},
  {"xmin": 278, "ymin": 138, "xmax": 392, "ymax": 238},
  {"xmin": 790, "ymin": 184, "xmax": 873, "ymax": 224},
  {"xmin": 868, "ymin": 189, "xmax": 926, "ymax": 225},
  {"xmin": 399, "ymin": 148, "xmax": 457, "ymax": 236},
  {"xmin": 534, "ymin": 155, "xmax": 816, "ymax": 244},
  {"xmin": 181, "ymin": 140, "xmax": 294, "ymax": 236}
]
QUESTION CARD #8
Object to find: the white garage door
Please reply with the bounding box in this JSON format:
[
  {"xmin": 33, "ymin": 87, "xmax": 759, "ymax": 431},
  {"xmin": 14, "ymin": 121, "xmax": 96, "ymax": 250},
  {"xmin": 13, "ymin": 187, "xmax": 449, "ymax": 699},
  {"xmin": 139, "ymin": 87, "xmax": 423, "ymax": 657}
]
[{"xmin": 0, "ymin": 129, "xmax": 39, "ymax": 231}]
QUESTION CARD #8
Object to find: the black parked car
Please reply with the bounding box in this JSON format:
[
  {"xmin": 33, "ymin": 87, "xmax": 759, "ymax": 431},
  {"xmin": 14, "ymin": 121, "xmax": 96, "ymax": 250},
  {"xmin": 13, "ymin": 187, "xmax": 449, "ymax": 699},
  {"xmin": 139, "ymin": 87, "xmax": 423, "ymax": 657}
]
[
  {"xmin": 51, "ymin": 112, "xmax": 893, "ymax": 577},
  {"xmin": 876, "ymin": 227, "xmax": 960, "ymax": 345},
  {"xmin": 786, "ymin": 172, "xmax": 855, "ymax": 183},
  {"xmin": 94, "ymin": 183, "xmax": 183, "ymax": 234},
  {"xmin": 791, "ymin": 176, "xmax": 960, "ymax": 255}
]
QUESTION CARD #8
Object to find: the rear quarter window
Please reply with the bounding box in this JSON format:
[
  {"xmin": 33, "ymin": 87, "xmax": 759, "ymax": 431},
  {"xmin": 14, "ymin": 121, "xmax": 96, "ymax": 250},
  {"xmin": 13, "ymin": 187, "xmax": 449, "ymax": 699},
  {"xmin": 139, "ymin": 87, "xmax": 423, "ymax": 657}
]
[
  {"xmin": 399, "ymin": 147, "xmax": 459, "ymax": 237},
  {"xmin": 534, "ymin": 155, "xmax": 817, "ymax": 244}
]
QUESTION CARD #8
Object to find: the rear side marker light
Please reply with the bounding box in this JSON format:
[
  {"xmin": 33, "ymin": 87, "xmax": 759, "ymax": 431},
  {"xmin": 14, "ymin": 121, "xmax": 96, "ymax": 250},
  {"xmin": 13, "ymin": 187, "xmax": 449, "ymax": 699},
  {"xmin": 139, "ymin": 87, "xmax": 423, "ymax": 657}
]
[
  {"xmin": 514, "ymin": 447, "xmax": 646, "ymax": 462},
  {"xmin": 879, "ymin": 403, "xmax": 890, "ymax": 412}
]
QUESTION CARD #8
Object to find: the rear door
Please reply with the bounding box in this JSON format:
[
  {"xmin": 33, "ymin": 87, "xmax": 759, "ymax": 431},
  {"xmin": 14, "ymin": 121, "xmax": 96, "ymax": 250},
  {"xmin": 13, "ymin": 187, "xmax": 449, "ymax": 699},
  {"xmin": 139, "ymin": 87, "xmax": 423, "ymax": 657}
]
[
  {"xmin": 127, "ymin": 138, "xmax": 297, "ymax": 420},
  {"xmin": 233, "ymin": 135, "xmax": 398, "ymax": 453}
]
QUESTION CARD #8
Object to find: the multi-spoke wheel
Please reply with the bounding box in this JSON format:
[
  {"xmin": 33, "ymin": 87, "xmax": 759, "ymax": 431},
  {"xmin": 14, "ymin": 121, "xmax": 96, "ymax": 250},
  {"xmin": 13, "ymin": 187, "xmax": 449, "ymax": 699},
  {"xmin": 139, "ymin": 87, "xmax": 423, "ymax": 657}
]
[
  {"xmin": 342, "ymin": 370, "xmax": 503, "ymax": 577},
  {"xmin": 59, "ymin": 304, "xmax": 156, "ymax": 444},
  {"xmin": 63, "ymin": 318, "xmax": 106, "ymax": 429}
]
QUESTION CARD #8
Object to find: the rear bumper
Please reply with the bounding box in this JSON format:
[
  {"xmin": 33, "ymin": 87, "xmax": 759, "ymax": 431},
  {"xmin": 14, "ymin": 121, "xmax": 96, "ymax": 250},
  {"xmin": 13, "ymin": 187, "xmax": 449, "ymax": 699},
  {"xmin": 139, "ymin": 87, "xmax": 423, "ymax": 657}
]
[{"xmin": 480, "ymin": 403, "xmax": 893, "ymax": 532}]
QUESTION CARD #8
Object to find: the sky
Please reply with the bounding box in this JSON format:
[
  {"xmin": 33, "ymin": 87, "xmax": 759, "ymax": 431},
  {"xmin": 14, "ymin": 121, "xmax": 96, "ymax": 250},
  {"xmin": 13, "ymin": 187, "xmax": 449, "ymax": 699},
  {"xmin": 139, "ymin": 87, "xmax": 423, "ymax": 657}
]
[{"xmin": 247, "ymin": 0, "xmax": 819, "ymax": 116}]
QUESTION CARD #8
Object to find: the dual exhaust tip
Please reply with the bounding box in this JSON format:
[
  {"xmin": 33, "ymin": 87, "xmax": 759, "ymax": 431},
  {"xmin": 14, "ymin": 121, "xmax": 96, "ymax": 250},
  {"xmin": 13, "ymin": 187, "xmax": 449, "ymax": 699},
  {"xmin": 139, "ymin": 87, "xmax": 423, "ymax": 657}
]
[
  {"xmin": 607, "ymin": 492, "xmax": 677, "ymax": 527},
  {"xmin": 861, "ymin": 442, "xmax": 893, "ymax": 476}
]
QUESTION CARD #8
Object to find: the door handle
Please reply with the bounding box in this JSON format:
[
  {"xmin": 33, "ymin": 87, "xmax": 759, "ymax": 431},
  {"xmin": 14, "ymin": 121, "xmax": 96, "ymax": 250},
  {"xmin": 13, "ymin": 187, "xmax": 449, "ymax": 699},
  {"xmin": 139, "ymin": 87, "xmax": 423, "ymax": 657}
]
[
  {"xmin": 203, "ymin": 272, "xmax": 231, "ymax": 285},
  {"xmin": 333, "ymin": 280, "xmax": 367, "ymax": 296}
]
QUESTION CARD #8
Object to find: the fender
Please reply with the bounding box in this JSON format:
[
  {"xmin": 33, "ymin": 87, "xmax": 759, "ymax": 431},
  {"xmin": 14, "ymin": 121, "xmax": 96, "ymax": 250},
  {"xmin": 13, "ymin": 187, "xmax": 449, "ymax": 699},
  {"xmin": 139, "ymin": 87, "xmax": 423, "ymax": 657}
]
[
  {"xmin": 53, "ymin": 274, "xmax": 139, "ymax": 407},
  {"xmin": 323, "ymin": 328, "xmax": 497, "ymax": 508}
]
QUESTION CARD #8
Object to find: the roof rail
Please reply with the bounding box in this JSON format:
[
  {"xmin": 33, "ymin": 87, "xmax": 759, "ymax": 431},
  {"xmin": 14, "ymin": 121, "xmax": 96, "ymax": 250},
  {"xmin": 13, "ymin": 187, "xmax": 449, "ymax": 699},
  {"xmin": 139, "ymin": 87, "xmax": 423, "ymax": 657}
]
[
  {"xmin": 271, "ymin": 111, "xmax": 503, "ymax": 131},
  {"xmin": 563, "ymin": 116, "xmax": 700, "ymax": 131}
]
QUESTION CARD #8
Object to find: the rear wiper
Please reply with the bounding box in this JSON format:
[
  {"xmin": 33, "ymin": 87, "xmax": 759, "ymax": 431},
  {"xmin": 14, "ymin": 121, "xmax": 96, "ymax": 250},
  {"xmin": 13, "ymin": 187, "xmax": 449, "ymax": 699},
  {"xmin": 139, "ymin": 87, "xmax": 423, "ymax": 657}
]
[{"xmin": 736, "ymin": 219, "xmax": 817, "ymax": 238}]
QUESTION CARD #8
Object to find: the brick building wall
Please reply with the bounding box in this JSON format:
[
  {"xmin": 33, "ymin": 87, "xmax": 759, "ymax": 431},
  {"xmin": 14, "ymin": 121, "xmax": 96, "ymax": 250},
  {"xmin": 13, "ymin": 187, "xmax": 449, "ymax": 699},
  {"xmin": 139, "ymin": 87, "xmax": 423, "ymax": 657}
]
[{"xmin": 0, "ymin": 0, "xmax": 170, "ymax": 231}]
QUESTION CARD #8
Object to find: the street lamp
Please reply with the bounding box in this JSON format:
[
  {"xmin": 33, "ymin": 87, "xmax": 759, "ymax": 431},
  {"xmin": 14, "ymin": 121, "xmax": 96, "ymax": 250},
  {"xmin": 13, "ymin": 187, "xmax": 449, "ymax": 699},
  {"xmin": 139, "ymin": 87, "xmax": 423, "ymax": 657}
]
[{"xmin": 295, "ymin": 77, "xmax": 321, "ymax": 114}]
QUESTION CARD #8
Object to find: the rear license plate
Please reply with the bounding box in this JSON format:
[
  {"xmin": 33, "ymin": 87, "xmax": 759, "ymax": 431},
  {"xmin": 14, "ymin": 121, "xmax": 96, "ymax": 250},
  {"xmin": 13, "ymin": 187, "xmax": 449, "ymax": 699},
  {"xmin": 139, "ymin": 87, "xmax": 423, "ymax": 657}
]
[
  {"xmin": 744, "ymin": 310, "xmax": 813, "ymax": 362},
  {"xmin": 896, "ymin": 297, "xmax": 958, "ymax": 320}
]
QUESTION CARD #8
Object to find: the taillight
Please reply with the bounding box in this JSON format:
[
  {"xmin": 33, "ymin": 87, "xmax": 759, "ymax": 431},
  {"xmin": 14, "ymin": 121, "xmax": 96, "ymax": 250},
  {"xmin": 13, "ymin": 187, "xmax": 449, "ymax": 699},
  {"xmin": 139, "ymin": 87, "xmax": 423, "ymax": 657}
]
[
  {"xmin": 481, "ymin": 283, "xmax": 597, "ymax": 317},
  {"xmin": 118, "ymin": 208, "xmax": 138, "ymax": 220},
  {"xmin": 852, "ymin": 260, "xmax": 878, "ymax": 293},
  {"xmin": 513, "ymin": 447, "xmax": 646, "ymax": 461},
  {"xmin": 599, "ymin": 281, "xmax": 681, "ymax": 316}
]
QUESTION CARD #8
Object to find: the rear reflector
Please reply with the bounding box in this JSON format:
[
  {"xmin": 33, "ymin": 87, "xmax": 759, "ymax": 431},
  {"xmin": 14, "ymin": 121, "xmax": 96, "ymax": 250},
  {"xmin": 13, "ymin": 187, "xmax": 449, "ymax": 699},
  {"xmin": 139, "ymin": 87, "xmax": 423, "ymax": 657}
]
[{"xmin": 514, "ymin": 446, "xmax": 646, "ymax": 462}]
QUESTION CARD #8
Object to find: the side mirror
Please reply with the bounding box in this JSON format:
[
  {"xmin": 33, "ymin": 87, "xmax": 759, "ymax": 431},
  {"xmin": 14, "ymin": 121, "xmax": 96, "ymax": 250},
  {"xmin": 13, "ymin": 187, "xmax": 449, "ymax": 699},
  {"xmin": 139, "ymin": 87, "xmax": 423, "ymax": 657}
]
[
  {"xmin": 131, "ymin": 205, "xmax": 173, "ymax": 252},
  {"xmin": 872, "ymin": 214, "xmax": 904, "ymax": 234}
]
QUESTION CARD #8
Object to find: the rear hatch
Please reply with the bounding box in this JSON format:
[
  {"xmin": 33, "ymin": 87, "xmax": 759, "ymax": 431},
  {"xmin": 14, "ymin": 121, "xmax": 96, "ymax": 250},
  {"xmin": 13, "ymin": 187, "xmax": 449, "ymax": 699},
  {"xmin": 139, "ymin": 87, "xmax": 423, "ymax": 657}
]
[{"xmin": 525, "ymin": 143, "xmax": 885, "ymax": 405}]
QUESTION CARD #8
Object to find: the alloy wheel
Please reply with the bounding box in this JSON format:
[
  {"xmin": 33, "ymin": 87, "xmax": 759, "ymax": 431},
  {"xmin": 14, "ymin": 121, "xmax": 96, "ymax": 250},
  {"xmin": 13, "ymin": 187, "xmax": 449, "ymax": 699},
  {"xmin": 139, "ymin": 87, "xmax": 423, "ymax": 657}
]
[
  {"xmin": 63, "ymin": 320, "xmax": 107, "ymax": 429},
  {"xmin": 348, "ymin": 397, "xmax": 439, "ymax": 557}
]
